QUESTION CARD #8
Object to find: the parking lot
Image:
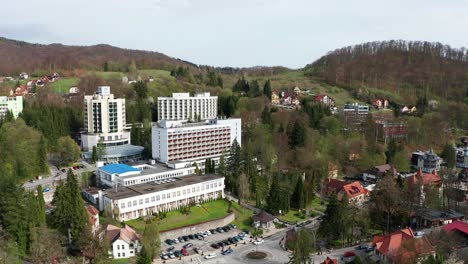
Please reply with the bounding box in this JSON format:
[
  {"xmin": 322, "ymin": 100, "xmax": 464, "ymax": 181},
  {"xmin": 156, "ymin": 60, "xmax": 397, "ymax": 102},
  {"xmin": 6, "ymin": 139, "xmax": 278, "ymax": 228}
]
[{"xmin": 160, "ymin": 224, "xmax": 259, "ymax": 261}]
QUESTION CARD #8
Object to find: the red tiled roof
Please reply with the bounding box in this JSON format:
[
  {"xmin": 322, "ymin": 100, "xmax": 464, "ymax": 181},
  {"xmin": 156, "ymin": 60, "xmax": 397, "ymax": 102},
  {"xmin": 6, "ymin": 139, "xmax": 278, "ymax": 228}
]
[
  {"xmin": 393, "ymin": 236, "xmax": 435, "ymax": 263},
  {"xmin": 407, "ymin": 168, "xmax": 441, "ymax": 186},
  {"xmin": 106, "ymin": 224, "xmax": 139, "ymax": 244},
  {"xmin": 314, "ymin": 94, "xmax": 327, "ymax": 100},
  {"xmin": 86, "ymin": 205, "xmax": 99, "ymax": 216},
  {"xmin": 443, "ymin": 221, "xmax": 468, "ymax": 235},
  {"xmin": 342, "ymin": 181, "xmax": 368, "ymax": 199},
  {"xmin": 324, "ymin": 178, "xmax": 347, "ymax": 195},
  {"xmin": 321, "ymin": 257, "xmax": 337, "ymax": 264},
  {"xmin": 373, "ymin": 228, "xmax": 415, "ymax": 256}
]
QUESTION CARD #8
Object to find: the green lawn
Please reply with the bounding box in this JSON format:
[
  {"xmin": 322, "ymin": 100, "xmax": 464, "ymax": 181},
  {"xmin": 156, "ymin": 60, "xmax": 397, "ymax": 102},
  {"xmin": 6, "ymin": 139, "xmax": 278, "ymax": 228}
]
[
  {"xmin": 308, "ymin": 196, "xmax": 328, "ymax": 212},
  {"xmin": 230, "ymin": 202, "xmax": 254, "ymax": 231},
  {"xmin": 92, "ymin": 71, "xmax": 125, "ymax": 80},
  {"xmin": 49, "ymin": 78, "xmax": 79, "ymax": 93},
  {"xmin": 111, "ymin": 257, "xmax": 136, "ymax": 264},
  {"xmin": 277, "ymin": 209, "xmax": 306, "ymax": 223},
  {"xmin": 126, "ymin": 199, "xmax": 231, "ymax": 233}
]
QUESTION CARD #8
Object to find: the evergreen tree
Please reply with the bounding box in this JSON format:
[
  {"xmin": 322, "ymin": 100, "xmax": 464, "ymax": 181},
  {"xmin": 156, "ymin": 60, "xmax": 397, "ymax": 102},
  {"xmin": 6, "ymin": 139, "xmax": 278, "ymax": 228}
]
[
  {"xmin": 141, "ymin": 218, "xmax": 161, "ymax": 260},
  {"xmin": 218, "ymin": 154, "xmax": 227, "ymax": 176},
  {"xmin": 440, "ymin": 144, "xmax": 456, "ymax": 169},
  {"xmin": 136, "ymin": 247, "xmax": 152, "ymax": 264},
  {"xmin": 52, "ymin": 169, "xmax": 87, "ymax": 241},
  {"xmin": 249, "ymin": 80, "xmax": 261, "ymax": 97},
  {"xmin": 261, "ymin": 107, "xmax": 273, "ymax": 127},
  {"xmin": 291, "ymin": 178, "xmax": 306, "ymax": 210},
  {"xmin": 288, "ymin": 229, "xmax": 313, "ymax": 264},
  {"xmin": 266, "ymin": 175, "xmax": 290, "ymax": 215},
  {"xmin": 288, "ymin": 120, "xmax": 306, "ymax": 149},
  {"xmin": 263, "ymin": 80, "xmax": 272, "ymax": 99},
  {"xmin": 36, "ymin": 185, "xmax": 46, "ymax": 226},
  {"xmin": 103, "ymin": 61, "xmax": 109, "ymax": 72},
  {"xmin": 37, "ymin": 136, "xmax": 48, "ymax": 173},
  {"xmin": 318, "ymin": 195, "xmax": 350, "ymax": 243}
]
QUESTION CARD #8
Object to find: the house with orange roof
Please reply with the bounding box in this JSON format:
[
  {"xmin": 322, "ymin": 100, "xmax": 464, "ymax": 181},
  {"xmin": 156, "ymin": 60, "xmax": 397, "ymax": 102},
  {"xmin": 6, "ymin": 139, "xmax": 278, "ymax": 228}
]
[
  {"xmin": 106, "ymin": 224, "xmax": 141, "ymax": 259},
  {"xmin": 372, "ymin": 228, "xmax": 434, "ymax": 263},
  {"xmin": 406, "ymin": 168, "xmax": 442, "ymax": 205},
  {"xmin": 86, "ymin": 205, "xmax": 100, "ymax": 234},
  {"xmin": 320, "ymin": 257, "xmax": 337, "ymax": 264},
  {"xmin": 338, "ymin": 181, "xmax": 369, "ymax": 205},
  {"xmin": 314, "ymin": 94, "xmax": 335, "ymax": 107}
]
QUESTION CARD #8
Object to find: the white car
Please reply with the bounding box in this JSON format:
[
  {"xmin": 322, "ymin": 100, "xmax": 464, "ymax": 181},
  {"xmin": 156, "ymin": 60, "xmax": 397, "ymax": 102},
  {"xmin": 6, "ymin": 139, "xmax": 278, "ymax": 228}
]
[
  {"xmin": 253, "ymin": 239, "xmax": 264, "ymax": 245},
  {"xmin": 204, "ymin": 253, "xmax": 217, "ymax": 259}
]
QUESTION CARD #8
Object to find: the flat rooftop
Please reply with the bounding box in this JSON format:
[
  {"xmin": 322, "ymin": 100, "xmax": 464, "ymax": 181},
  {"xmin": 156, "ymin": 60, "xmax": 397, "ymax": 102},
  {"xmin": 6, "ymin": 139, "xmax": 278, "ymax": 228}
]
[{"xmin": 105, "ymin": 174, "xmax": 223, "ymax": 200}]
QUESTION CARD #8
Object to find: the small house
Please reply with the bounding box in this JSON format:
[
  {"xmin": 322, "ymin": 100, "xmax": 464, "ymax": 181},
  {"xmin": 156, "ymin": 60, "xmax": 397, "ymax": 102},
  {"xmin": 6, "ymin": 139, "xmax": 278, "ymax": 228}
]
[
  {"xmin": 252, "ymin": 210, "xmax": 275, "ymax": 230},
  {"xmin": 19, "ymin": 72, "xmax": 29, "ymax": 79},
  {"xmin": 106, "ymin": 224, "xmax": 141, "ymax": 259},
  {"xmin": 271, "ymin": 90, "xmax": 280, "ymax": 104}
]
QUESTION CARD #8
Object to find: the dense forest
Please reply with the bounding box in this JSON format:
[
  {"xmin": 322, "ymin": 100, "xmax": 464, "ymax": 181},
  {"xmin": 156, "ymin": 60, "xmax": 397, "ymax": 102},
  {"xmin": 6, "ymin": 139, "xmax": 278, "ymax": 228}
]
[
  {"xmin": 0, "ymin": 37, "xmax": 196, "ymax": 75},
  {"xmin": 305, "ymin": 40, "xmax": 468, "ymax": 103}
]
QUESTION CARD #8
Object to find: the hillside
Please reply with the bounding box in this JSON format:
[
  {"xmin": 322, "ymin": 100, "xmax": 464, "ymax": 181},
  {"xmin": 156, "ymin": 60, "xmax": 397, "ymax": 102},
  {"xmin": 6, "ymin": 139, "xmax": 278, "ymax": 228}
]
[
  {"xmin": 305, "ymin": 40, "xmax": 468, "ymax": 104},
  {"xmin": 0, "ymin": 37, "xmax": 197, "ymax": 75}
]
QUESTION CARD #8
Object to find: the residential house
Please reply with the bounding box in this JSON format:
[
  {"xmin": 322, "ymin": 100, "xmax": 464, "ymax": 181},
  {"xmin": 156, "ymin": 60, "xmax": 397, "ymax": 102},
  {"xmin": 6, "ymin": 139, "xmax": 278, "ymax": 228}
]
[
  {"xmin": 372, "ymin": 98, "xmax": 389, "ymax": 109},
  {"xmin": 327, "ymin": 162, "xmax": 339, "ymax": 178},
  {"xmin": 442, "ymin": 221, "xmax": 468, "ymax": 238},
  {"xmin": 456, "ymin": 146, "xmax": 468, "ymax": 169},
  {"xmin": 400, "ymin": 105, "xmax": 417, "ymax": 114},
  {"xmin": 69, "ymin": 86, "xmax": 80, "ymax": 94},
  {"xmin": 314, "ymin": 94, "xmax": 335, "ymax": 108},
  {"xmin": 293, "ymin": 86, "xmax": 301, "ymax": 95},
  {"xmin": 271, "ymin": 90, "xmax": 280, "ymax": 104},
  {"xmin": 372, "ymin": 228, "xmax": 434, "ymax": 263},
  {"xmin": 106, "ymin": 224, "xmax": 141, "ymax": 259},
  {"xmin": 412, "ymin": 149, "xmax": 443, "ymax": 173},
  {"xmin": 12, "ymin": 85, "xmax": 28, "ymax": 96},
  {"xmin": 252, "ymin": 210, "xmax": 275, "ymax": 230},
  {"xmin": 86, "ymin": 205, "xmax": 100, "ymax": 234},
  {"xmin": 406, "ymin": 168, "xmax": 442, "ymax": 205},
  {"xmin": 323, "ymin": 178, "xmax": 347, "ymax": 196},
  {"xmin": 337, "ymin": 181, "xmax": 369, "ymax": 205},
  {"xmin": 362, "ymin": 164, "xmax": 397, "ymax": 182},
  {"xmin": 19, "ymin": 72, "xmax": 29, "ymax": 79}
]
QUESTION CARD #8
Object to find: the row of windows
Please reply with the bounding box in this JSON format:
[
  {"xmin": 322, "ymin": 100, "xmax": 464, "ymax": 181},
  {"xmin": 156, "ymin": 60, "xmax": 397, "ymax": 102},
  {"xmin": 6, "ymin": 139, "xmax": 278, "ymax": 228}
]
[
  {"xmin": 120, "ymin": 181, "xmax": 223, "ymax": 209},
  {"xmin": 124, "ymin": 171, "xmax": 188, "ymax": 186}
]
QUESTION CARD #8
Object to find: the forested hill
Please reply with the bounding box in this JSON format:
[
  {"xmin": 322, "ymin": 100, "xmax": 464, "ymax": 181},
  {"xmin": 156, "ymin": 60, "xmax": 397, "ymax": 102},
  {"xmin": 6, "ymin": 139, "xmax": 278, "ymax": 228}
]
[
  {"xmin": 0, "ymin": 37, "xmax": 198, "ymax": 75},
  {"xmin": 305, "ymin": 40, "xmax": 468, "ymax": 102}
]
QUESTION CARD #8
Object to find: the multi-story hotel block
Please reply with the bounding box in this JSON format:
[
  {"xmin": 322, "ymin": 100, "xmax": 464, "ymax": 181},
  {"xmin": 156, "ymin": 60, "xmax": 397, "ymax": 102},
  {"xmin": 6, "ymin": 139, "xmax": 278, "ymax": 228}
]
[
  {"xmin": 81, "ymin": 86, "xmax": 143, "ymax": 162},
  {"xmin": 157, "ymin": 92, "xmax": 217, "ymax": 122},
  {"xmin": 375, "ymin": 120, "xmax": 407, "ymax": 143},
  {"xmin": 152, "ymin": 118, "xmax": 241, "ymax": 164},
  {"xmin": 0, "ymin": 95, "xmax": 23, "ymax": 119},
  {"xmin": 342, "ymin": 102, "xmax": 369, "ymax": 130}
]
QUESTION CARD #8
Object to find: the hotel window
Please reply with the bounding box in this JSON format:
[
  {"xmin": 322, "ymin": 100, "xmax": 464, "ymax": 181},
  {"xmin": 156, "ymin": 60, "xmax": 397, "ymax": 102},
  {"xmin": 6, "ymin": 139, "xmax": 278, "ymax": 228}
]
[
  {"xmin": 145, "ymin": 198, "xmax": 149, "ymax": 203},
  {"xmin": 192, "ymin": 187, "xmax": 196, "ymax": 192},
  {"xmin": 139, "ymin": 199, "xmax": 143, "ymax": 205},
  {"xmin": 133, "ymin": 201, "xmax": 137, "ymax": 206},
  {"xmin": 167, "ymin": 193, "xmax": 171, "ymax": 198},
  {"xmin": 162, "ymin": 194, "xmax": 166, "ymax": 199},
  {"xmin": 156, "ymin": 195, "xmax": 160, "ymax": 201},
  {"xmin": 151, "ymin": 196, "xmax": 155, "ymax": 202},
  {"xmin": 177, "ymin": 191, "xmax": 181, "ymax": 196},
  {"xmin": 121, "ymin": 203, "xmax": 125, "ymax": 208},
  {"xmin": 173, "ymin": 192, "xmax": 176, "ymax": 197},
  {"xmin": 128, "ymin": 201, "xmax": 131, "ymax": 207},
  {"xmin": 210, "ymin": 183, "xmax": 214, "ymax": 188}
]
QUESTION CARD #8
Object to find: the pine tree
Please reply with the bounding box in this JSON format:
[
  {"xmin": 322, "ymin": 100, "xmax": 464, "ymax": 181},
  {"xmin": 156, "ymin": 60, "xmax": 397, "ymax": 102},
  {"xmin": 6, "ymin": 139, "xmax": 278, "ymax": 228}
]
[
  {"xmin": 137, "ymin": 247, "xmax": 152, "ymax": 264},
  {"xmin": 291, "ymin": 178, "xmax": 306, "ymax": 210},
  {"xmin": 288, "ymin": 120, "xmax": 306, "ymax": 149},
  {"xmin": 440, "ymin": 144, "xmax": 456, "ymax": 169},
  {"xmin": 266, "ymin": 175, "xmax": 290, "ymax": 215},
  {"xmin": 263, "ymin": 79, "xmax": 272, "ymax": 99},
  {"xmin": 218, "ymin": 154, "xmax": 227, "ymax": 176},
  {"xmin": 36, "ymin": 185, "xmax": 46, "ymax": 226},
  {"xmin": 37, "ymin": 136, "xmax": 48, "ymax": 173}
]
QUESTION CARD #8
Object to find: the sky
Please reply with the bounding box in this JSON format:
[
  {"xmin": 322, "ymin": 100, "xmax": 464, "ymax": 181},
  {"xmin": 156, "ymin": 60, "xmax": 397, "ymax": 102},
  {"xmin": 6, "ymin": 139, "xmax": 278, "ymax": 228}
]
[{"xmin": 1, "ymin": 0, "xmax": 467, "ymax": 68}]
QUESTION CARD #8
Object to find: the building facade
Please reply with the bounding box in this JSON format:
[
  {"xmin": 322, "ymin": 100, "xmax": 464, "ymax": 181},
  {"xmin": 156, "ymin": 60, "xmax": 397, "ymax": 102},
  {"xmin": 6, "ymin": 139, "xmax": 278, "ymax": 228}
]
[
  {"xmin": 0, "ymin": 95, "xmax": 23, "ymax": 119},
  {"xmin": 456, "ymin": 147, "xmax": 468, "ymax": 169},
  {"xmin": 416, "ymin": 149, "xmax": 443, "ymax": 173},
  {"xmin": 103, "ymin": 174, "xmax": 225, "ymax": 221},
  {"xmin": 342, "ymin": 103, "xmax": 369, "ymax": 130},
  {"xmin": 81, "ymin": 86, "xmax": 143, "ymax": 162},
  {"xmin": 157, "ymin": 92, "xmax": 217, "ymax": 122},
  {"xmin": 374, "ymin": 120, "xmax": 407, "ymax": 143},
  {"xmin": 152, "ymin": 118, "xmax": 241, "ymax": 164},
  {"xmin": 106, "ymin": 225, "xmax": 141, "ymax": 259}
]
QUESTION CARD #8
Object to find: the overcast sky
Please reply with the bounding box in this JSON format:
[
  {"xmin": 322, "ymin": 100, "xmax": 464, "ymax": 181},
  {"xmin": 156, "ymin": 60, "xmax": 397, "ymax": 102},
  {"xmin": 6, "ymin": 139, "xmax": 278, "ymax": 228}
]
[{"xmin": 1, "ymin": 0, "xmax": 467, "ymax": 68}]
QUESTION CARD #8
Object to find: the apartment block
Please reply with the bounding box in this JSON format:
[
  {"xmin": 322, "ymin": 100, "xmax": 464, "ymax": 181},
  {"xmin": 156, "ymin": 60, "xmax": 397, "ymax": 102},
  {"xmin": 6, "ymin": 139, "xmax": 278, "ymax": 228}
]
[
  {"xmin": 157, "ymin": 92, "xmax": 217, "ymax": 122},
  {"xmin": 0, "ymin": 95, "xmax": 23, "ymax": 119}
]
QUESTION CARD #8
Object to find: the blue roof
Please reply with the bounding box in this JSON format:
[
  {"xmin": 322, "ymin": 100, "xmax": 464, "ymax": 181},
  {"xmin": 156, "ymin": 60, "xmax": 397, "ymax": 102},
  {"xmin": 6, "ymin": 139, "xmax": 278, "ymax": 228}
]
[{"xmin": 101, "ymin": 164, "xmax": 140, "ymax": 174}]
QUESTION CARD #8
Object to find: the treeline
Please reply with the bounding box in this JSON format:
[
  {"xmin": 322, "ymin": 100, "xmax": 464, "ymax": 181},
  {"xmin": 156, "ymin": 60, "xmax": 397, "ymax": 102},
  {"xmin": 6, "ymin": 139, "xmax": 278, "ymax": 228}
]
[
  {"xmin": 0, "ymin": 37, "xmax": 195, "ymax": 75},
  {"xmin": 305, "ymin": 40, "xmax": 468, "ymax": 102},
  {"xmin": 170, "ymin": 66, "xmax": 224, "ymax": 87}
]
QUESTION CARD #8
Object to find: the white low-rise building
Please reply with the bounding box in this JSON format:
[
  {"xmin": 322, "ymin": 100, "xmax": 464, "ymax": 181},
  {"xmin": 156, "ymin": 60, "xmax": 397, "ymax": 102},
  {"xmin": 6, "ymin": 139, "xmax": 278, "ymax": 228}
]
[
  {"xmin": 102, "ymin": 174, "xmax": 224, "ymax": 222},
  {"xmin": 98, "ymin": 163, "xmax": 197, "ymax": 187},
  {"xmin": 106, "ymin": 224, "xmax": 141, "ymax": 259}
]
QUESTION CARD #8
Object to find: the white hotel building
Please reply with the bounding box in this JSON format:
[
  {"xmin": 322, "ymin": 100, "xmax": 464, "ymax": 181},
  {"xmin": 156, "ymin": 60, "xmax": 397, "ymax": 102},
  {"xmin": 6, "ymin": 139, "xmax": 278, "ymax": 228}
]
[
  {"xmin": 157, "ymin": 92, "xmax": 217, "ymax": 122},
  {"xmin": 99, "ymin": 164, "xmax": 225, "ymax": 221},
  {"xmin": 152, "ymin": 118, "xmax": 241, "ymax": 164},
  {"xmin": 0, "ymin": 95, "xmax": 23, "ymax": 119}
]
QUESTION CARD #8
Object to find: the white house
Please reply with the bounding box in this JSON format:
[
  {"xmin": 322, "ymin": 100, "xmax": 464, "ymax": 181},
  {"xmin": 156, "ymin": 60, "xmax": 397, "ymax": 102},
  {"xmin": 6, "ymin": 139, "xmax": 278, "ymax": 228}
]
[{"xmin": 106, "ymin": 224, "xmax": 141, "ymax": 259}]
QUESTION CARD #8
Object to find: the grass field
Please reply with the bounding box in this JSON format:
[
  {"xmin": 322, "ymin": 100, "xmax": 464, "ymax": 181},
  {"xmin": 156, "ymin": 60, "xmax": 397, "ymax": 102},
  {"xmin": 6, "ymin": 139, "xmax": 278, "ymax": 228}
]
[
  {"xmin": 48, "ymin": 78, "xmax": 79, "ymax": 93},
  {"xmin": 230, "ymin": 201, "xmax": 254, "ymax": 231},
  {"xmin": 277, "ymin": 209, "xmax": 306, "ymax": 223},
  {"xmin": 126, "ymin": 199, "xmax": 231, "ymax": 233}
]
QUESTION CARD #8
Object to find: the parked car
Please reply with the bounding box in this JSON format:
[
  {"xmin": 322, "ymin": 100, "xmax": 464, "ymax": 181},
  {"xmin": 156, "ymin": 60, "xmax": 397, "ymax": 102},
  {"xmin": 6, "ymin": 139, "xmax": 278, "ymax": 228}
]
[
  {"xmin": 182, "ymin": 235, "xmax": 190, "ymax": 241},
  {"xmin": 167, "ymin": 246, "xmax": 175, "ymax": 252},
  {"xmin": 43, "ymin": 187, "xmax": 50, "ymax": 192},
  {"xmin": 160, "ymin": 253, "xmax": 169, "ymax": 260},
  {"xmin": 174, "ymin": 238, "xmax": 180, "ymax": 243},
  {"xmin": 211, "ymin": 243, "xmax": 220, "ymax": 249},
  {"xmin": 205, "ymin": 253, "xmax": 217, "ymax": 259},
  {"xmin": 174, "ymin": 250, "xmax": 182, "ymax": 257},
  {"xmin": 217, "ymin": 242, "xmax": 225, "ymax": 247},
  {"xmin": 216, "ymin": 227, "xmax": 224, "ymax": 233},
  {"xmin": 365, "ymin": 246, "xmax": 374, "ymax": 253},
  {"xmin": 168, "ymin": 252, "xmax": 175, "ymax": 258},
  {"xmin": 253, "ymin": 239, "xmax": 264, "ymax": 245},
  {"xmin": 210, "ymin": 229, "xmax": 217, "ymax": 234},
  {"xmin": 183, "ymin": 243, "xmax": 193, "ymax": 248},
  {"xmin": 188, "ymin": 234, "xmax": 195, "ymax": 240},
  {"xmin": 222, "ymin": 248, "xmax": 233, "ymax": 255},
  {"xmin": 415, "ymin": 231, "xmax": 425, "ymax": 237},
  {"xmin": 165, "ymin": 239, "xmax": 174, "ymax": 245},
  {"xmin": 229, "ymin": 224, "xmax": 237, "ymax": 229},
  {"xmin": 181, "ymin": 248, "xmax": 189, "ymax": 256}
]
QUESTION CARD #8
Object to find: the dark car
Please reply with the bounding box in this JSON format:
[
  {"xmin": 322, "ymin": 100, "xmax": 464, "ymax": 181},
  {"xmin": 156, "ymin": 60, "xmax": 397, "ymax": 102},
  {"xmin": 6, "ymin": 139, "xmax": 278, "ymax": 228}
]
[
  {"xmin": 228, "ymin": 224, "xmax": 237, "ymax": 229},
  {"xmin": 194, "ymin": 247, "xmax": 201, "ymax": 253},
  {"xmin": 217, "ymin": 242, "xmax": 225, "ymax": 247},
  {"xmin": 188, "ymin": 234, "xmax": 195, "ymax": 240},
  {"xmin": 182, "ymin": 235, "xmax": 190, "ymax": 241},
  {"xmin": 224, "ymin": 240, "xmax": 232, "ymax": 245},
  {"xmin": 222, "ymin": 227, "xmax": 229, "ymax": 232},
  {"xmin": 174, "ymin": 250, "xmax": 182, "ymax": 257},
  {"xmin": 167, "ymin": 246, "xmax": 175, "ymax": 252},
  {"xmin": 216, "ymin": 227, "xmax": 224, "ymax": 233},
  {"xmin": 228, "ymin": 238, "xmax": 236, "ymax": 243},
  {"xmin": 177, "ymin": 237, "xmax": 184, "ymax": 242},
  {"xmin": 210, "ymin": 229, "xmax": 217, "ymax": 234},
  {"xmin": 165, "ymin": 239, "xmax": 174, "ymax": 245},
  {"xmin": 211, "ymin": 243, "xmax": 219, "ymax": 249},
  {"xmin": 222, "ymin": 248, "xmax": 233, "ymax": 255},
  {"xmin": 242, "ymin": 229, "xmax": 250, "ymax": 234},
  {"xmin": 183, "ymin": 243, "xmax": 193, "ymax": 248},
  {"xmin": 365, "ymin": 246, "xmax": 374, "ymax": 253},
  {"xmin": 224, "ymin": 225, "xmax": 232, "ymax": 230}
]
